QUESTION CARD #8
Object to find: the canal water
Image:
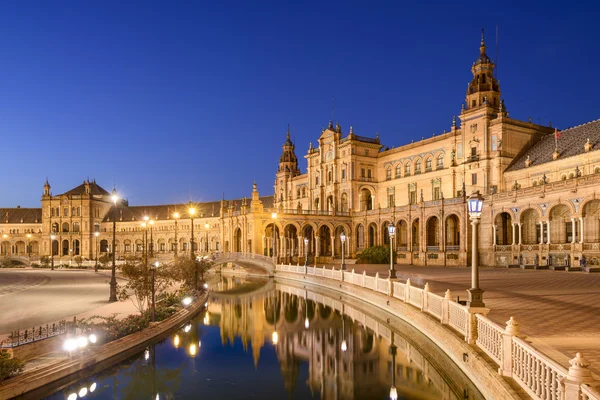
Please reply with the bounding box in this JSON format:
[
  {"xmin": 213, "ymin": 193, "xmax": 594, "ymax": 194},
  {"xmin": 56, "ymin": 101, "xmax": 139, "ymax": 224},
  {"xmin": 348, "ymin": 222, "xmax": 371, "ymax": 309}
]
[{"xmin": 41, "ymin": 276, "xmax": 482, "ymax": 400}]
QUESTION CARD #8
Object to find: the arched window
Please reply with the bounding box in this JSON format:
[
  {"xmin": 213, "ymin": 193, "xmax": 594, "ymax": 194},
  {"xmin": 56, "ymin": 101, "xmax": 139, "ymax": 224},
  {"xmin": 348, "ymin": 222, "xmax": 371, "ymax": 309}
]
[
  {"xmin": 425, "ymin": 157, "xmax": 432, "ymax": 172},
  {"xmin": 296, "ymin": 189, "xmax": 300, "ymax": 198},
  {"xmin": 52, "ymin": 223, "xmax": 59, "ymax": 233},
  {"xmin": 302, "ymin": 188, "xmax": 306, "ymax": 198},
  {"xmin": 328, "ymin": 170, "xmax": 333, "ymax": 183},
  {"xmin": 415, "ymin": 160, "xmax": 422, "ymax": 174},
  {"xmin": 437, "ymin": 154, "xmax": 444, "ymax": 169},
  {"xmin": 405, "ymin": 163, "xmax": 411, "ymax": 176},
  {"xmin": 73, "ymin": 222, "xmax": 80, "ymax": 232},
  {"xmin": 386, "ymin": 167, "xmax": 392, "ymax": 180},
  {"xmin": 62, "ymin": 222, "xmax": 69, "ymax": 233},
  {"xmin": 395, "ymin": 165, "xmax": 401, "ymax": 177}
]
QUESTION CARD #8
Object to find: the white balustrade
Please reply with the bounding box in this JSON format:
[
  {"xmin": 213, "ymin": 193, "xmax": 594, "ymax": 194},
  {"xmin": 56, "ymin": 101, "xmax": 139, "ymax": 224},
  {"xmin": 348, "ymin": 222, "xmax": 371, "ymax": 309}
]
[
  {"xmin": 409, "ymin": 286, "xmax": 423, "ymax": 308},
  {"xmin": 376, "ymin": 276, "xmax": 389, "ymax": 294},
  {"xmin": 512, "ymin": 337, "xmax": 567, "ymax": 400},
  {"xmin": 364, "ymin": 275, "xmax": 375, "ymax": 290},
  {"xmin": 581, "ymin": 385, "xmax": 600, "ymax": 400},
  {"xmin": 448, "ymin": 301, "xmax": 468, "ymax": 336},
  {"xmin": 475, "ymin": 314, "xmax": 504, "ymax": 365},
  {"xmin": 392, "ymin": 281, "xmax": 406, "ymax": 301},
  {"xmin": 343, "ymin": 271, "xmax": 352, "ymax": 282},
  {"xmin": 425, "ymin": 292, "xmax": 443, "ymax": 320}
]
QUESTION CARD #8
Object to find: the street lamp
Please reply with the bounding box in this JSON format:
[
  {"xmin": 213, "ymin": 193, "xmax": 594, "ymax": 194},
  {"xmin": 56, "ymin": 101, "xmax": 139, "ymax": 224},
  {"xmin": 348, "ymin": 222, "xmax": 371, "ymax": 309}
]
[
  {"xmin": 50, "ymin": 234, "xmax": 56, "ymax": 271},
  {"xmin": 109, "ymin": 188, "xmax": 119, "ymax": 302},
  {"xmin": 304, "ymin": 237, "xmax": 309, "ymax": 273},
  {"xmin": 204, "ymin": 223, "xmax": 209, "ymax": 254},
  {"xmin": 149, "ymin": 219, "xmax": 154, "ymax": 257},
  {"xmin": 271, "ymin": 212, "xmax": 277, "ymax": 265},
  {"xmin": 141, "ymin": 221, "xmax": 148, "ymax": 272},
  {"xmin": 151, "ymin": 261, "xmax": 159, "ymax": 322},
  {"xmin": 388, "ymin": 223, "xmax": 397, "ymax": 279},
  {"xmin": 340, "ymin": 231, "xmax": 346, "ymax": 270},
  {"xmin": 173, "ymin": 212, "xmax": 180, "ymax": 259},
  {"xmin": 94, "ymin": 232, "xmax": 99, "ymax": 272},
  {"xmin": 467, "ymin": 191, "xmax": 485, "ymax": 308},
  {"xmin": 26, "ymin": 234, "xmax": 31, "ymax": 258},
  {"xmin": 189, "ymin": 204, "xmax": 197, "ymax": 290}
]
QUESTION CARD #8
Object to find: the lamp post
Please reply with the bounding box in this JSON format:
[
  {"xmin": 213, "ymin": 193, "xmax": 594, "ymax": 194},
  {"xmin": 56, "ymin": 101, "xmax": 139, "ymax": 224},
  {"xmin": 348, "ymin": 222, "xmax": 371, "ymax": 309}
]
[
  {"xmin": 389, "ymin": 332, "xmax": 398, "ymax": 400},
  {"xmin": 189, "ymin": 204, "xmax": 197, "ymax": 290},
  {"xmin": 94, "ymin": 232, "xmax": 99, "ymax": 272},
  {"xmin": 141, "ymin": 220, "xmax": 148, "ymax": 272},
  {"xmin": 204, "ymin": 223, "xmax": 209, "ymax": 254},
  {"xmin": 304, "ymin": 237, "xmax": 309, "ymax": 273},
  {"xmin": 467, "ymin": 191, "xmax": 485, "ymax": 308},
  {"xmin": 109, "ymin": 189, "xmax": 118, "ymax": 302},
  {"xmin": 388, "ymin": 223, "xmax": 397, "ymax": 279},
  {"xmin": 149, "ymin": 219, "xmax": 154, "ymax": 258},
  {"xmin": 173, "ymin": 212, "xmax": 179, "ymax": 259},
  {"xmin": 26, "ymin": 234, "xmax": 31, "ymax": 258},
  {"xmin": 340, "ymin": 231, "xmax": 346, "ymax": 270},
  {"xmin": 50, "ymin": 234, "xmax": 56, "ymax": 271},
  {"xmin": 271, "ymin": 212, "xmax": 277, "ymax": 265},
  {"xmin": 151, "ymin": 261, "xmax": 159, "ymax": 322}
]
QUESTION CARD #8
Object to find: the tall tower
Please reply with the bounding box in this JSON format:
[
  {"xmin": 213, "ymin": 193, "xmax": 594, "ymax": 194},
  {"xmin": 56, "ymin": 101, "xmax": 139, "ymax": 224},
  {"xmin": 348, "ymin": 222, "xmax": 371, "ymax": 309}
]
[
  {"xmin": 465, "ymin": 29, "xmax": 501, "ymax": 110},
  {"xmin": 43, "ymin": 178, "xmax": 51, "ymax": 197},
  {"xmin": 275, "ymin": 126, "xmax": 300, "ymax": 208}
]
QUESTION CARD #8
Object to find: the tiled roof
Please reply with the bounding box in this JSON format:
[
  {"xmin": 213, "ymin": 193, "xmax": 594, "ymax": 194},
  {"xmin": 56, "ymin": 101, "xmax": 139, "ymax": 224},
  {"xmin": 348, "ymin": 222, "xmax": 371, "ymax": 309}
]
[
  {"xmin": 0, "ymin": 208, "xmax": 42, "ymax": 224},
  {"xmin": 62, "ymin": 181, "xmax": 111, "ymax": 196},
  {"xmin": 506, "ymin": 119, "xmax": 600, "ymax": 172},
  {"xmin": 102, "ymin": 196, "xmax": 274, "ymax": 222}
]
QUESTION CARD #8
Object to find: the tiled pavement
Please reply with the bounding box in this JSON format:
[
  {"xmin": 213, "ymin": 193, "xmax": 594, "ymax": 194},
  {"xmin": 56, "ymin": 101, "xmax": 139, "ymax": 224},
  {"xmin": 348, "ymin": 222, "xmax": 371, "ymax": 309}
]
[{"xmin": 337, "ymin": 263, "xmax": 600, "ymax": 376}]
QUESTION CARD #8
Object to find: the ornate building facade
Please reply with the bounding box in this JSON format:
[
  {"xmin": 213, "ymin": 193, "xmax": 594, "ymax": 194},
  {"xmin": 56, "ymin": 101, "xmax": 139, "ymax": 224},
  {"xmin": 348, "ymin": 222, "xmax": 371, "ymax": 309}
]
[{"xmin": 2, "ymin": 32, "xmax": 600, "ymax": 268}]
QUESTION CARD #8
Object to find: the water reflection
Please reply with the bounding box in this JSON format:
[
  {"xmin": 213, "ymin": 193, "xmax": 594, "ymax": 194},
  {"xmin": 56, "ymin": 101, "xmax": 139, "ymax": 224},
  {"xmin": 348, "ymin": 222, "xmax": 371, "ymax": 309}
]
[{"xmin": 42, "ymin": 276, "xmax": 481, "ymax": 400}]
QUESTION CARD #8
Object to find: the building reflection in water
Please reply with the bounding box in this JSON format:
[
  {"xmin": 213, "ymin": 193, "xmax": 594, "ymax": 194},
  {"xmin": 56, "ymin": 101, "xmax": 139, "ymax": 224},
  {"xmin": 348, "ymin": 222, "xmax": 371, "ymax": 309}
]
[{"xmin": 209, "ymin": 275, "xmax": 482, "ymax": 400}]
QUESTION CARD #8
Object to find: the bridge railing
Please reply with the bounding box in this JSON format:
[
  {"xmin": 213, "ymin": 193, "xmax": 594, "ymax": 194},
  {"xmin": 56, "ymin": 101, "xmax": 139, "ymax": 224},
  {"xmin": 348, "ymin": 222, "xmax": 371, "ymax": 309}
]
[
  {"xmin": 212, "ymin": 252, "xmax": 274, "ymax": 265},
  {"xmin": 274, "ymin": 264, "xmax": 600, "ymax": 400}
]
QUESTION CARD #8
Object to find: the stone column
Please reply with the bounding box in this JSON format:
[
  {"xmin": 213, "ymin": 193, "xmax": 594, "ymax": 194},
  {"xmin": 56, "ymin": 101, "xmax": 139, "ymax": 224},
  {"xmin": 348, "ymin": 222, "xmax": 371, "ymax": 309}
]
[
  {"xmin": 539, "ymin": 221, "xmax": 544, "ymax": 244},
  {"xmin": 493, "ymin": 225, "xmax": 497, "ymax": 246},
  {"xmin": 546, "ymin": 221, "xmax": 551, "ymax": 244},
  {"xmin": 571, "ymin": 218, "xmax": 576, "ymax": 243},
  {"xmin": 347, "ymin": 236, "xmax": 351, "ymax": 257},
  {"xmin": 297, "ymin": 235, "xmax": 303, "ymax": 257},
  {"xmin": 518, "ymin": 223, "xmax": 522, "ymax": 245},
  {"xmin": 330, "ymin": 235, "xmax": 335, "ymax": 258},
  {"xmin": 315, "ymin": 235, "xmax": 320, "ymax": 258},
  {"xmin": 579, "ymin": 217, "xmax": 584, "ymax": 244},
  {"xmin": 511, "ymin": 223, "xmax": 516, "ymax": 245}
]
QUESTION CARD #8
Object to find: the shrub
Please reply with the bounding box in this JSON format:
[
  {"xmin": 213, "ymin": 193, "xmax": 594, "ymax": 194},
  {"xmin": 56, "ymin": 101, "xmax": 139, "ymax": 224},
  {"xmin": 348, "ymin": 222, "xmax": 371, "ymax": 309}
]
[
  {"xmin": 0, "ymin": 350, "xmax": 25, "ymax": 382},
  {"xmin": 356, "ymin": 246, "xmax": 396, "ymax": 264},
  {"xmin": 73, "ymin": 256, "xmax": 84, "ymax": 267},
  {"xmin": 39, "ymin": 256, "xmax": 51, "ymax": 268}
]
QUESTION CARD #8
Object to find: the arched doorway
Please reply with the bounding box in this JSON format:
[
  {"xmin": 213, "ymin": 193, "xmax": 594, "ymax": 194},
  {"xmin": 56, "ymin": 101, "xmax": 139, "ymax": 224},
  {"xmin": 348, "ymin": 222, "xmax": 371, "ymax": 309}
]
[
  {"xmin": 326, "ymin": 195, "xmax": 334, "ymax": 213},
  {"xmin": 582, "ymin": 200, "xmax": 600, "ymax": 243},
  {"xmin": 100, "ymin": 239, "xmax": 109, "ymax": 253},
  {"xmin": 412, "ymin": 219, "xmax": 420, "ymax": 248},
  {"xmin": 334, "ymin": 225, "xmax": 349, "ymax": 257},
  {"xmin": 0, "ymin": 241, "xmax": 10, "ymax": 255},
  {"xmin": 302, "ymin": 225, "xmax": 314, "ymax": 262},
  {"xmin": 368, "ymin": 223, "xmax": 377, "ymax": 247},
  {"xmin": 360, "ymin": 188, "xmax": 372, "ymax": 211},
  {"xmin": 397, "ymin": 220, "xmax": 408, "ymax": 250},
  {"xmin": 381, "ymin": 221, "xmax": 391, "ymax": 246},
  {"xmin": 51, "ymin": 240, "xmax": 59, "ymax": 256},
  {"xmin": 62, "ymin": 239, "xmax": 69, "ymax": 256},
  {"xmin": 494, "ymin": 212, "xmax": 512, "ymax": 245},
  {"xmin": 73, "ymin": 239, "xmax": 80, "ymax": 256},
  {"xmin": 318, "ymin": 225, "xmax": 332, "ymax": 256},
  {"xmin": 426, "ymin": 216, "xmax": 440, "ymax": 250},
  {"xmin": 265, "ymin": 223, "xmax": 280, "ymax": 258},
  {"xmin": 14, "ymin": 241, "xmax": 26, "ymax": 256},
  {"xmin": 445, "ymin": 215, "xmax": 460, "ymax": 249},
  {"xmin": 521, "ymin": 209, "xmax": 540, "ymax": 245},
  {"xmin": 283, "ymin": 224, "xmax": 298, "ymax": 261},
  {"xmin": 233, "ymin": 228, "xmax": 242, "ymax": 252},
  {"xmin": 549, "ymin": 205, "xmax": 571, "ymax": 243}
]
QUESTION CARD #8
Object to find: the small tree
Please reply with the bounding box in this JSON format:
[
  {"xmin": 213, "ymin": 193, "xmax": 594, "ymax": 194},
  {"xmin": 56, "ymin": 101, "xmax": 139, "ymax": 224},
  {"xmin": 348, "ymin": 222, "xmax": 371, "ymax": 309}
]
[
  {"xmin": 118, "ymin": 257, "xmax": 175, "ymax": 315},
  {"xmin": 73, "ymin": 256, "xmax": 84, "ymax": 267},
  {"xmin": 39, "ymin": 256, "xmax": 51, "ymax": 268},
  {"xmin": 356, "ymin": 246, "xmax": 396, "ymax": 264},
  {"xmin": 171, "ymin": 258, "xmax": 213, "ymax": 289},
  {"xmin": 98, "ymin": 254, "xmax": 111, "ymax": 269},
  {"xmin": 0, "ymin": 350, "xmax": 24, "ymax": 382}
]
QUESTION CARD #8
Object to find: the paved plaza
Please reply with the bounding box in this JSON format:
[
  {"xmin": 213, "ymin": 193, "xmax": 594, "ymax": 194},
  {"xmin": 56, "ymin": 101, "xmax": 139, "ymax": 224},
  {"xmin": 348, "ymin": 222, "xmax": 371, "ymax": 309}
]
[
  {"xmin": 0, "ymin": 269, "xmax": 133, "ymax": 336},
  {"xmin": 342, "ymin": 263, "xmax": 600, "ymax": 376}
]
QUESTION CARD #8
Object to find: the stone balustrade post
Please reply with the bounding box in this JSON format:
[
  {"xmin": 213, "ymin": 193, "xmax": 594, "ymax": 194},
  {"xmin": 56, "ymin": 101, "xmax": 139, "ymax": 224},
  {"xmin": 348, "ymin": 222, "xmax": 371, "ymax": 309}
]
[
  {"xmin": 422, "ymin": 283, "xmax": 430, "ymax": 311},
  {"xmin": 499, "ymin": 316, "xmax": 521, "ymax": 377},
  {"xmin": 405, "ymin": 278, "xmax": 411, "ymax": 303},
  {"xmin": 441, "ymin": 290, "xmax": 452, "ymax": 325},
  {"xmin": 466, "ymin": 306, "xmax": 490, "ymax": 345},
  {"xmin": 563, "ymin": 353, "xmax": 595, "ymax": 400}
]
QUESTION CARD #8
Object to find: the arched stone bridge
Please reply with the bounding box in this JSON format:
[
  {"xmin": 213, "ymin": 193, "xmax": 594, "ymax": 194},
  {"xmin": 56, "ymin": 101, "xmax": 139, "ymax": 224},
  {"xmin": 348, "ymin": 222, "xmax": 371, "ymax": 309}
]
[{"xmin": 209, "ymin": 252, "xmax": 275, "ymax": 276}]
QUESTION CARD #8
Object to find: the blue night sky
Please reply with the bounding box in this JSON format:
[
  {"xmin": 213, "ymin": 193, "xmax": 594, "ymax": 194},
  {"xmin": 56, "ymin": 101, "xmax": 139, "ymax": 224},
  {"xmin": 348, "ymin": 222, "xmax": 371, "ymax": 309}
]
[{"xmin": 1, "ymin": 1, "xmax": 598, "ymax": 207}]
